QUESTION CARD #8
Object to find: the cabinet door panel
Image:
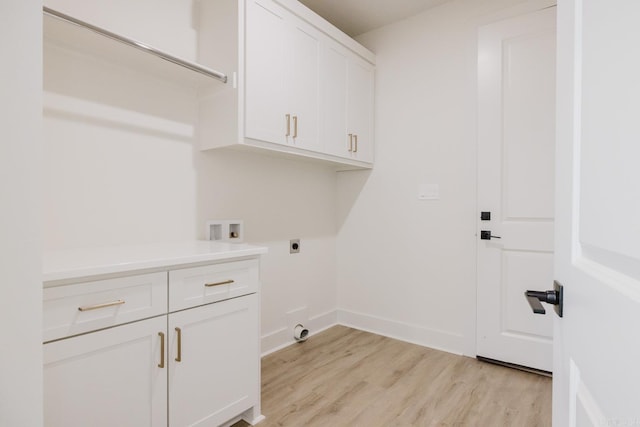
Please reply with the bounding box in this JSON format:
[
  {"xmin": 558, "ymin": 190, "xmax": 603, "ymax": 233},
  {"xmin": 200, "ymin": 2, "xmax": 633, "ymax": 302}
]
[
  {"xmin": 168, "ymin": 294, "xmax": 259, "ymax": 427},
  {"xmin": 43, "ymin": 316, "xmax": 167, "ymax": 427},
  {"xmin": 288, "ymin": 22, "xmax": 321, "ymax": 151},
  {"xmin": 347, "ymin": 57, "xmax": 375, "ymax": 162},
  {"xmin": 245, "ymin": 0, "xmax": 287, "ymax": 145},
  {"xmin": 321, "ymin": 43, "xmax": 349, "ymax": 157}
]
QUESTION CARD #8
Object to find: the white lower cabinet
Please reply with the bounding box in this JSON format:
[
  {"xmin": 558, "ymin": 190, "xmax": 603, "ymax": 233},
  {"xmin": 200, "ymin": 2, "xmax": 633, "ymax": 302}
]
[
  {"xmin": 43, "ymin": 252, "xmax": 263, "ymax": 427},
  {"xmin": 169, "ymin": 295, "xmax": 259, "ymax": 426},
  {"xmin": 44, "ymin": 316, "xmax": 167, "ymax": 427}
]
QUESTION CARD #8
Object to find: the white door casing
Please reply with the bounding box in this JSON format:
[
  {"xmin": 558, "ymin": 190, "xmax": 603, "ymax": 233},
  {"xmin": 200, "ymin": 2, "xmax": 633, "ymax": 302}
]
[
  {"xmin": 554, "ymin": 0, "xmax": 640, "ymax": 425},
  {"xmin": 476, "ymin": 6, "xmax": 557, "ymax": 372}
]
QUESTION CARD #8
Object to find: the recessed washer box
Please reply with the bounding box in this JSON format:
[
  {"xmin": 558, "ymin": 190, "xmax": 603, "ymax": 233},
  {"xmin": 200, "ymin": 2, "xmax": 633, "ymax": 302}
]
[{"xmin": 206, "ymin": 220, "xmax": 243, "ymax": 243}]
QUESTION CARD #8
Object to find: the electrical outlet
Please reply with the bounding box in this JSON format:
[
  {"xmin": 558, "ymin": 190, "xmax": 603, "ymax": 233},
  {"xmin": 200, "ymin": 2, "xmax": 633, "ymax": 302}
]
[{"xmin": 290, "ymin": 239, "xmax": 300, "ymax": 254}]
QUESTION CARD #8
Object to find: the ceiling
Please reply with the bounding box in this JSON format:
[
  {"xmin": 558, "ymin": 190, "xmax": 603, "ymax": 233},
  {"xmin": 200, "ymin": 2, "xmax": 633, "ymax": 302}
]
[{"xmin": 298, "ymin": 0, "xmax": 451, "ymax": 37}]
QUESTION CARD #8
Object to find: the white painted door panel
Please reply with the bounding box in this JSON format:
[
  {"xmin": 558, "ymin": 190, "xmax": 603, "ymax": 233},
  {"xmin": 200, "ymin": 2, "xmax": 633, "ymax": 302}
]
[
  {"xmin": 554, "ymin": 0, "xmax": 640, "ymax": 424},
  {"xmin": 320, "ymin": 43, "xmax": 348, "ymax": 158},
  {"xmin": 168, "ymin": 294, "xmax": 259, "ymax": 427},
  {"xmin": 245, "ymin": 0, "xmax": 287, "ymax": 145},
  {"xmin": 476, "ymin": 6, "xmax": 556, "ymax": 371},
  {"xmin": 43, "ymin": 316, "xmax": 167, "ymax": 427},
  {"xmin": 288, "ymin": 21, "xmax": 321, "ymax": 151},
  {"xmin": 347, "ymin": 56, "xmax": 374, "ymax": 162}
]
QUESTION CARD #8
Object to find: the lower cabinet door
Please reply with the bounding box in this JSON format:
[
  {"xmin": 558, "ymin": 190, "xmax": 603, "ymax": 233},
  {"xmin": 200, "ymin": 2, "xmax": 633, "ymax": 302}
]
[
  {"xmin": 43, "ymin": 316, "xmax": 167, "ymax": 427},
  {"xmin": 168, "ymin": 294, "xmax": 259, "ymax": 427}
]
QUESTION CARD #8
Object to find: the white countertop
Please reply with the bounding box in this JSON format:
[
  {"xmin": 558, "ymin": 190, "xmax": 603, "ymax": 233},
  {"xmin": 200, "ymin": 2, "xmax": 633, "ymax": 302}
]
[{"xmin": 43, "ymin": 241, "xmax": 268, "ymax": 283}]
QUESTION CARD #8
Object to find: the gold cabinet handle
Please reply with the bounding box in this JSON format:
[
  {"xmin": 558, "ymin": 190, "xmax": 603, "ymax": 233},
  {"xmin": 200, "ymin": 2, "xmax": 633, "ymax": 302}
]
[
  {"xmin": 348, "ymin": 134, "xmax": 353, "ymax": 152},
  {"xmin": 78, "ymin": 299, "xmax": 125, "ymax": 312},
  {"xmin": 175, "ymin": 327, "xmax": 182, "ymax": 362},
  {"xmin": 354, "ymin": 134, "xmax": 358, "ymax": 153},
  {"xmin": 285, "ymin": 114, "xmax": 291, "ymax": 137},
  {"xmin": 293, "ymin": 115, "xmax": 298, "ymax": 138},
  {"xmin": 158, "ymin": 332, "xmax": 165, "ymax": 368},
  {"xmin": 204, "ymin": 279, "xmax": 234, "ymax": 287}
]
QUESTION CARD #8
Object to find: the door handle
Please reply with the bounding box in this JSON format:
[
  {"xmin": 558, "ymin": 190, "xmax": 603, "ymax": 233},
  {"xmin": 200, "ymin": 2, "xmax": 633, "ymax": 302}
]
[
  {"xmin": 285, "ymin": 114, "xmax": 291, "ymax": 137},
  {"xmin": 175, "ymin": 327, "xmax": 182, "ymax": 362},
  {"xmin": 525, "ymin": 281, "xmax": 564, "ymax": 317},
  {"xmin": 480, "ymin": 230, "xmax": 501, "ymax": 240},
  {"xmin": 292, "ymin": 115, "xmax": 298, "ymax": 138}
]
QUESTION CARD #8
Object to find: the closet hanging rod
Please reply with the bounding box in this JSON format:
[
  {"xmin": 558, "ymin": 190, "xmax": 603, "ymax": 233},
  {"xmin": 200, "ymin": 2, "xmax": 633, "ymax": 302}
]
[{"xmin": 43, "ymin": 6, "xmax": 228, "ymax": 84}]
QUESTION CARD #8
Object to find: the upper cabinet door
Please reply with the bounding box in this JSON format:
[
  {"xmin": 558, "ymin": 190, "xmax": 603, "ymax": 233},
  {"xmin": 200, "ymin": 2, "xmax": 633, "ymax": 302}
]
[
  {"xmin": 245, "ymin": 0, "xmax": 287, "ymax": 144},
  {"xmin": 287, "ymin": 20, "xmax": 321, "ymax": 152},
  {"xmin": 347, "ymin": 56, "xmax": 375, "ymax": 163},
  {"xmin": 320, "ymin": 42, "xmax": 349, "ymax": 158}
]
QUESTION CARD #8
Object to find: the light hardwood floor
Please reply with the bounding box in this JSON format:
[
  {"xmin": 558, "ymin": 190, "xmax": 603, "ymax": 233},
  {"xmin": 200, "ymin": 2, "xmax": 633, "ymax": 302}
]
[{"xmin": 235, "ymin": 325, "xmax": 551, "ymax": 426}]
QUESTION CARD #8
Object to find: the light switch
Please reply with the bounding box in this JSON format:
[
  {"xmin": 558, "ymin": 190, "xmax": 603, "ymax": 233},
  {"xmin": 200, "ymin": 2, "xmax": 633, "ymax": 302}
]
[{"xmin": 418, "ymin": 184, "xmax": 440, "ymax": 200}]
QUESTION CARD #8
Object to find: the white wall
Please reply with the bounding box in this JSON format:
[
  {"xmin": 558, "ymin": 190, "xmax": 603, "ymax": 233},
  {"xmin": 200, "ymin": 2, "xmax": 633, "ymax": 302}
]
[
  {"xmin": 337, "ymin": 0, "xmax": 535, "ymax": 356},
  {"xmin": 41, "ymin": 0, "xmax": 550, "ymax": 363},
  {"xmin": 43, "ymin": 0, "xmax": 337, "ymax": 354},
  {"xmin": 0, "ymin": 1, "xmax": 43, "ymax": 425}
]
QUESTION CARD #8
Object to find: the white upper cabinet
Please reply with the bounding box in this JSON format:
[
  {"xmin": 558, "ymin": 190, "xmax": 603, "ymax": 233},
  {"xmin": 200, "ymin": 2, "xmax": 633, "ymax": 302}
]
[
  {"xmin": 245, "ymin": 0, "xmax": 288, "ymax": 145},
  {"xmin": 347, "ymin": 56, "xmax": 375, "ymax": 163},
  {"xmin": 245, "ymin": 0, "xmax": 321, "ymax": 152},
  {"xmin": 200, "ymin": 0, "xmax": 376, "ymax": 170},
  {"xmin": 321, "ymin": 44, "xmax": 375, "ymax": 163},
  {"xmin": 287, "ymin": 19, "xmax": 321, "ymax": 152},
  {"xmin": 320, "ymin": 42, "xmax": 349, "ymax": 158}
]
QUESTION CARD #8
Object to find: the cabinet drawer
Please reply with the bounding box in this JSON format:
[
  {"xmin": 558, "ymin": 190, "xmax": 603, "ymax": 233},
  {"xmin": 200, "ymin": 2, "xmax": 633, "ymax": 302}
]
[
  {"xmin": 169, "ymin": 259, "xmax": 259, "ymax": 311},
  {"xmin": 43, "ymin": 272, "xmax": 167, "ymax": 342}
]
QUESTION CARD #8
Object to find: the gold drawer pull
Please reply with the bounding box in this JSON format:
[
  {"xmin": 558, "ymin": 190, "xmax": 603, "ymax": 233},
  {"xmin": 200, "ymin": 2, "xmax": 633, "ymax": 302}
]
[
  {"xmin": 286, "ymin": 114, "xmax": 291, "ymax": 137},
  {"xmin": 175, "ymin": 327, "xmax": 182, "ymax": 362},
  {"xmin": 158, "ymin": 332, "xmax": 165, "ymax": 368},
  {"xmin": 204, "ymin": 279, "xmax": 234, "ymax": 287},
  {"xmin": 78, "ymin": 299, "xmax": 125, "ymax": 312},
  {"xmin": 293, "ymin": 115, "xmax": 298, "ymax": 138}
]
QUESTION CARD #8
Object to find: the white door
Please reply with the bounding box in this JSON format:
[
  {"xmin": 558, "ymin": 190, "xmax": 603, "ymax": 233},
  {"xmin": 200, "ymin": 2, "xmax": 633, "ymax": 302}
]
[
  {"xmin": 476, "ymin": 6, "xmax": 556, "ymax": 372},
  {"xmin": 554, "ymin": 0, "xmax": 640, "ymax": 424},
  {"xmin": 43, "ymin": 317, "xmax": 167, "ymax": 427},
  {"xmin": 347, "ymin": 56, "xmax": 375, "ymax": 163},
  {"xmin": 244, "ymin": 0, "xmax": 287, "ymax": 145},
  {"xmin": 288, "ymin": 20, "xmax": 321, "ymax": 151},
  {"xmin": 168, "ymin": 295, "xmax": 259, "ymax": 427},
  {"xmin": 320, "ymin": 42, "xmax": 349, "ymax": 158}
]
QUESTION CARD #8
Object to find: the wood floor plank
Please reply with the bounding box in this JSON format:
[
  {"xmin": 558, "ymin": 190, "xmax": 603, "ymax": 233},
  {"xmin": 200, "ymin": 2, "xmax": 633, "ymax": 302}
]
[{"xmin": 233, "ymin": 326, "xmax": 551, "ymax": 427}]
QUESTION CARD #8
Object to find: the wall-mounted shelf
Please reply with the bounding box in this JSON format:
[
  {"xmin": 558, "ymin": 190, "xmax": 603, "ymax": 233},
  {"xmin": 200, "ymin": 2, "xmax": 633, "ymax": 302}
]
[{"xmin": 43, "ymin": 7, "xmax": 228, "ymax": 89}]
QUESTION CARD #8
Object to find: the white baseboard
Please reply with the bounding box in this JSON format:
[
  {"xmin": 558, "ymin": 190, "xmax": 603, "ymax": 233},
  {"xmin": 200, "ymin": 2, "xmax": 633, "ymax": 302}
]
[
  {"xmin": 261, "ymin": 309, "xmax": 338, "ymax": 357},
  {"xmin": 337, "ymin": 309, "xmax": 466, "ymax": 356},
  {"xmin": 261, "ymin": 308, "xmax": 466, "ymax": 358}
]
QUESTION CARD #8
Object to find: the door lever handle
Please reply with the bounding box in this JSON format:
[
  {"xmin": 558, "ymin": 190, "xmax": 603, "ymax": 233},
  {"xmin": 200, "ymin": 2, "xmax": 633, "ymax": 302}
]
[
  {"xmin": 525, "ymin": 281, "xmax": 564, "ymax": 317},
  {"xmin": 480, "ymin": 230, "xmax": 501, "ymax": 240}
]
